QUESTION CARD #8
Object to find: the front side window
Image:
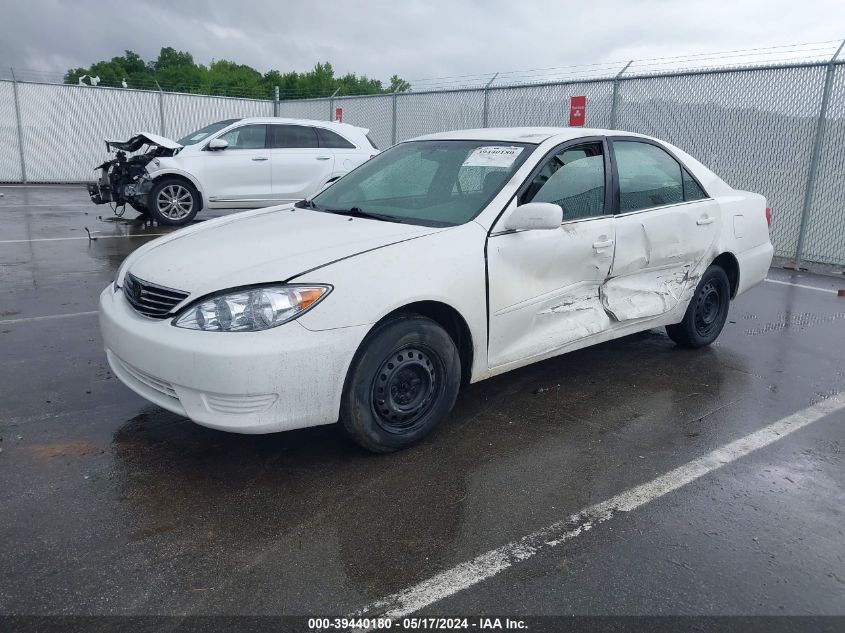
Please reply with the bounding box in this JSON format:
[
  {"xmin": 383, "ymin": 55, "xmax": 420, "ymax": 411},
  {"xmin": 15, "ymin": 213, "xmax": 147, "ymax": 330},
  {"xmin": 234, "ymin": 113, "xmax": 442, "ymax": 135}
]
[
  {"xmin": 309, "ymin": 140, "xmax": 534, "ymax": 226},
  {"xmin": 271, "ymin": 125, "xmax": 319, "ymax": 149},
  {"xmin": 520, "ymin": 142, "xmax": 606, "ymax": 221},
  {"xmin": 217, "ymin": 124, "xmax": 267, "ymax": 150},
  {"xmin": 177, "ymin": 119, "xmax": 240, "ymax": 145},
  {"xmin": 613, "ymin": 140, "xmax": 683, "ymax": 212},
  {"xmin": 316, "ymin": 127, "xmax": 356, "ymax": 149}
]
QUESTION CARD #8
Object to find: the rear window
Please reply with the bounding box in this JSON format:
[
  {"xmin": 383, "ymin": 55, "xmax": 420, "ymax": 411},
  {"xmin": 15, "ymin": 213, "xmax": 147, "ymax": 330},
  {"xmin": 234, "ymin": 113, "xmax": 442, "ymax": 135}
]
[
  {"xmin": 365, "ymin": 133, "xmax": 379, "ymax": 150},
  {"xmin": 316, "ymin": 127, "xmax": 357, "ymax": 149}
]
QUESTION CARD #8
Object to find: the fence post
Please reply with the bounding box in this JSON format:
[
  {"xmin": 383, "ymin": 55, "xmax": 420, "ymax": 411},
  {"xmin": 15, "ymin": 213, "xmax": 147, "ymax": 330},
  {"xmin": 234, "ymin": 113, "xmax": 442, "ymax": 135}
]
[
  {"xmin": 9, "ymin": 68, "xmax": 27, "ymax": 183},
  {"xmin": 793, "ymin": 38, "xmax": 845, "ymax": 268},
  {"xmin": 482, "ymin": 72, "xmax": 499, "ymax": 128},
  {"xmin": 610, "ymin": 60, "xmax": 633, "ymax": 129},
  {"xmin": 154, "ymin": 81, "xmax": 166, "ymax": 137},
  {"xmin": 329, "ymin": 88, "xmax": 339, "ymax": 121},
  {"xmin": 391, "ymin": 92, "xmax": 398, "ymax": 145},
  {"xmin": 273, "ymin": 86, "xmax": 280, "ymax": 117}
]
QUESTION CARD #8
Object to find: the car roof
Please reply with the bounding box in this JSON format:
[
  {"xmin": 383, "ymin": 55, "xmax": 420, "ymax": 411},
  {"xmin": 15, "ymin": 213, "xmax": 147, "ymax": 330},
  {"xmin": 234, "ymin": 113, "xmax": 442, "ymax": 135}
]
[
  {"xmin": 410, "ymin": 127, "xmax": 652, "ymax": 144},
  {"xmin": 233, "ymin": 117, "xmax": 368, "ymax": 133}
]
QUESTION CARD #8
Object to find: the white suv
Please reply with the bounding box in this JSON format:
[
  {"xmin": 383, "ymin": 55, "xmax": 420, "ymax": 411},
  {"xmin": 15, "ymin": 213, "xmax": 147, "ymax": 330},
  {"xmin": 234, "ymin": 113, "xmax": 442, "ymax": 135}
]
[{"xmin": 90, "ymin": 118, "xmax": 378, "ymax": 225}]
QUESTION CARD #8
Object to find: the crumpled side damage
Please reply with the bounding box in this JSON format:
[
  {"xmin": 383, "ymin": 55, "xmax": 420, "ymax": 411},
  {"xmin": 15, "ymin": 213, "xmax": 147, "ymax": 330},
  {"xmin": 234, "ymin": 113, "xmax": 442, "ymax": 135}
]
[{"xmin": 599, "ymin": 265, "xmax": 698, "ymax": 321}]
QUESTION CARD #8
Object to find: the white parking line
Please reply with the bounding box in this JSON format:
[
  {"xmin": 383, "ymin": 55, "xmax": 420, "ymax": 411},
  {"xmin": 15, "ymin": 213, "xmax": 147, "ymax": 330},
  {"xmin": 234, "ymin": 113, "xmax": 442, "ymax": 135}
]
[
  {"xmin": 0, "ymin": 310, "xmax": 98, "ymax": 325},
  {"xmin": 0, "ymin": 234, "xmax": 164, "ymax": 244},
  {"xmin": 0, "ymin": 203, "xmax": 93, "ymax": 208},
  {"xmin": 0, "ymin": 184, "xmax": 84, "ymax": 188},
  {"xmin": 356, "ymin": 393, "xmax": 845, "ymax": 620},
  {"xmin": 765, "ymin": 278, "xmax": 839, "ymax": 294}
]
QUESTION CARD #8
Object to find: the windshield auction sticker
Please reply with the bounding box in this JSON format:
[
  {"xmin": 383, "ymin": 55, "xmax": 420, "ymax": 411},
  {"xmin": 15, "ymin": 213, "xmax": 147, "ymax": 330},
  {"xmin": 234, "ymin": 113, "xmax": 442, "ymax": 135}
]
[{"xmin": 462, "ymin": 146, "xmax": 524, "ymax": 168}]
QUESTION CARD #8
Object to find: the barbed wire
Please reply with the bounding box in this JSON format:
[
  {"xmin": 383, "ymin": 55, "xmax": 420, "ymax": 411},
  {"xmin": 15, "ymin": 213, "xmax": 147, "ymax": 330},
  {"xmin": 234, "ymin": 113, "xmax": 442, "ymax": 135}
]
[{"xmin": 0, "ymin": 38, "xmax": 842, "ymax": 100}]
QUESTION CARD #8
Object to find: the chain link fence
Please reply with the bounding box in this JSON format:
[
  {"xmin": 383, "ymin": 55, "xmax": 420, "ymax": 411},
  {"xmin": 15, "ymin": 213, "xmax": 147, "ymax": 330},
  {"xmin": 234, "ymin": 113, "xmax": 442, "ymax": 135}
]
[
  {"xmin": 278, "ymin": 61, "xmax": 845, "ymax": 267},
  {"xmin": 1, "ymin": 54, "xmax": 844, "ymax": 266}
]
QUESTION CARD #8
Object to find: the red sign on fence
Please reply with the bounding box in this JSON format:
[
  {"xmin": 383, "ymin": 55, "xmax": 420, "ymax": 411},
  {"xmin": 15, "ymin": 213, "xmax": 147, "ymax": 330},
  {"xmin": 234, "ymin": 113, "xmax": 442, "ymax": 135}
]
[
  {"xmin": 335, "ymin": 107, "xmax": 343, "ymax": 123},
  {"xmin": 569, "ymin": 96, "xmax": 586, "ymax": 127}
]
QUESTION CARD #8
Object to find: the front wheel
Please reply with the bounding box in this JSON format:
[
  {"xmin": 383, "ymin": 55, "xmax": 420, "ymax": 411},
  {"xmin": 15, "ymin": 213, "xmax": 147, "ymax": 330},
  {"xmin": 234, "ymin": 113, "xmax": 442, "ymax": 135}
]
[
  {"xmin": 340, "ymin": 316, "xmax": 461, "ymax": 453},
  {"xmin": 148, "ymin": 178, "xmax": 199, "ymax": 226},
  {"xmin": 666, "ymin": 265, "xmax": 731, "ymax": 348}
]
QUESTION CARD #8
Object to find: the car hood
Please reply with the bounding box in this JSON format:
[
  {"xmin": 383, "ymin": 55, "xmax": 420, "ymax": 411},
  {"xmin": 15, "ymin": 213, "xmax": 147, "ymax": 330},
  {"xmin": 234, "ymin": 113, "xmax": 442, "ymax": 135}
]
[
  {"xmin": 124, "ymin": 206, "xmax": 446, "ymax": 300},
  {"xmin": 105, "ymin": 132, "xmax": 183, "ymax": 153}
]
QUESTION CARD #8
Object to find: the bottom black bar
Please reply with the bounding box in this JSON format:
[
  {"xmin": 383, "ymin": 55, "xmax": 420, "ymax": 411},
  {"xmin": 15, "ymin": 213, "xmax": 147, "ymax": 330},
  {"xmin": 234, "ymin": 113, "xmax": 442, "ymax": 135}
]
[{"xmin": 1, "ymin": 616, "xmax": 843, "ymax": 633}]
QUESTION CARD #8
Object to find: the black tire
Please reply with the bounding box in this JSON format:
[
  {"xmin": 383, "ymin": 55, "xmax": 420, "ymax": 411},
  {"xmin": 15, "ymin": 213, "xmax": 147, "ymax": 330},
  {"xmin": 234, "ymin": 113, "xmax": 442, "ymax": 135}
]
[
  {"xmin": 340, "ymin": 315, "xmax": 461, "ymax": 453},
  {"xmin": 666, "ymin": 265, "xmax": 731, "ymax": 348},
  {"xmin": 147, "ymin": 178, "xmax": 200, "ymax": 226}
]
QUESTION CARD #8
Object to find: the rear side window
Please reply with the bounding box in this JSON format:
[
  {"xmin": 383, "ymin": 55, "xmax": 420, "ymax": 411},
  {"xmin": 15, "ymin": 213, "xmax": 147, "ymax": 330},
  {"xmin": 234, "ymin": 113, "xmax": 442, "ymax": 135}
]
[
  {"xmin": 613, "ymin": 141, "xmax": 683, "ymax": 212},
  {"xmin": 316, "ymin": 127, "xmax": 356, "ymax": 149},
  {"xmin": 683, "ymin": 168, "xmax": 707, "ymax": 201},
  {"xmin": 270, "ymin": 125, "xmax": 319, "ymax": 148}
]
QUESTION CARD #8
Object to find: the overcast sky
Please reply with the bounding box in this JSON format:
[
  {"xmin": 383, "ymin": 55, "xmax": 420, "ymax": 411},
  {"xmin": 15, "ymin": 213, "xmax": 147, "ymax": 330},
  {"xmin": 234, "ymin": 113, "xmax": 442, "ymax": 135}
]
[{"xmin": 2, "ymin": 0, "xmax": 844, "ymax": 85}]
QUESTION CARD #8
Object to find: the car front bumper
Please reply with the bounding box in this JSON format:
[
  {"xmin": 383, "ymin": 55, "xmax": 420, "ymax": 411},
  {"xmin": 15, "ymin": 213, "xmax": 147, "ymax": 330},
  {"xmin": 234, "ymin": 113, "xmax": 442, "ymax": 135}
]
[{"xmin": 99, "ymin": 286, "xmax": 369, "ymax": 433}]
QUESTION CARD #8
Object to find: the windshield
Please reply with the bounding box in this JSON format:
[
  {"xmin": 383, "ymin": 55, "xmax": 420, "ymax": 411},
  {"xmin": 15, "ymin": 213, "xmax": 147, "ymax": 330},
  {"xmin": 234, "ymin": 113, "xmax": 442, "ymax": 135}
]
[
  {"xmin": 177, "ymin": 119, "xmax": 241, "ymax": 146},
  {"xmin": 310, "ymin": 140, "xmax": 534, "ymax": 226}
]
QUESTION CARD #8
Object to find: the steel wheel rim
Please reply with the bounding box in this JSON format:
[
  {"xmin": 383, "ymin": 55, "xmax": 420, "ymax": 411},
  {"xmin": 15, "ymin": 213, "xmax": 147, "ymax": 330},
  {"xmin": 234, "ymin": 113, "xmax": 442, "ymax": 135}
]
[
  {"xmin": 694, "ymin": 280, "xmax": 722, "ymax": 337},
  {"xmin": 371, "ymin": 346, "xmax": 439, "ymax": 433},
  {"xmin": 156, "ymin": 185, "xmax": 193, "ymax": 220}
]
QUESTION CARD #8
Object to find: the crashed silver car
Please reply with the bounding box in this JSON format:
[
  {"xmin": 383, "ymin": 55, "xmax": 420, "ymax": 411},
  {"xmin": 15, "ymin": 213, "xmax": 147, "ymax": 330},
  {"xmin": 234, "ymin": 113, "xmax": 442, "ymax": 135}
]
[{"xmin": 87, "ymin": 118, "xmax": 378, "ymax": 226}]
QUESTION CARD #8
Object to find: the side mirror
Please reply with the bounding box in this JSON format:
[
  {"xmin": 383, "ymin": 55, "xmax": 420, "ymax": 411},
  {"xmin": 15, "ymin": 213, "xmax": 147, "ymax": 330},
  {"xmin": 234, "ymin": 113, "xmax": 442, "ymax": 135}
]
[
  {"xmin": 503, "ymin": 202, "xmax": 563, "ymax": 231},
  {"xmin": 207, "ymin": 138, "xmax": 229, "ymax": 151}
]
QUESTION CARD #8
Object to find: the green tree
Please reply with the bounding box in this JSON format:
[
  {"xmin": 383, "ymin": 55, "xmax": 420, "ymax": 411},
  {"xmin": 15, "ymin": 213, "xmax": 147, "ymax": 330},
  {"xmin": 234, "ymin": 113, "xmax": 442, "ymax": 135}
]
[
  {"xmin": 64, "ymin": 49, "xmax": 409, "ymax": 100},
  {"xmin": 388, "ymin": 75, "xmax": 411, "ymax": 93}
]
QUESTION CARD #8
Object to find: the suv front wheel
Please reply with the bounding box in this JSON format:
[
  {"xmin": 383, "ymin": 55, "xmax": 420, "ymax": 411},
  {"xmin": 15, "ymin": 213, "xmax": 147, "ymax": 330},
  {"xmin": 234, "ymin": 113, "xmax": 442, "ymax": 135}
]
[{"xmin": 148, "ymin": 178, "xmax": 200, "ymax": 226}]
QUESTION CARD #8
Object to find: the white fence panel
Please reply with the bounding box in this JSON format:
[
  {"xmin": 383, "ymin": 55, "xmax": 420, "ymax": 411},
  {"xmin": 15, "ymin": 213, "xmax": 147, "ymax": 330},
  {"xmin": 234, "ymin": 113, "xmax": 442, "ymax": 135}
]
[
  {"xmin": 162, "ymin": 93, "xmax": 272, "ymax": 140},
  {"xmin": 16, "ymin": 83, "xmax": 160, "ymax": 182}
]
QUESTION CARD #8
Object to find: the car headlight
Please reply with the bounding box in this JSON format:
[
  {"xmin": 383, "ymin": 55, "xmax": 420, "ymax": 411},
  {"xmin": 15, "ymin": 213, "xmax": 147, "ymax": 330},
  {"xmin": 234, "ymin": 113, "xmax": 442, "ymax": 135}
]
[{"xmin": 172, "ymin": 285, "xmax": 331, "ymax": 332}]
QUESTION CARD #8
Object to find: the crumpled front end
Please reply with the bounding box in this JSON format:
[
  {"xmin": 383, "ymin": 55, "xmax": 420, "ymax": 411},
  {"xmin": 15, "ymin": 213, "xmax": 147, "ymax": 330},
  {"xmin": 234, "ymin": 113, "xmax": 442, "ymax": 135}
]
[{"xmin": 87, "ymin": 132, "xmax": 181, "ymax": 210}]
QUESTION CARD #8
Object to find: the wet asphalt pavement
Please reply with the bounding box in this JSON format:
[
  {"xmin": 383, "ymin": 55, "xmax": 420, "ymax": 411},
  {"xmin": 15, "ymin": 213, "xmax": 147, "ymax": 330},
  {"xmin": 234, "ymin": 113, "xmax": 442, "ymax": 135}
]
[{"xmin": 1, "ymin": 185, "xmax": 843, "ymax": 620}]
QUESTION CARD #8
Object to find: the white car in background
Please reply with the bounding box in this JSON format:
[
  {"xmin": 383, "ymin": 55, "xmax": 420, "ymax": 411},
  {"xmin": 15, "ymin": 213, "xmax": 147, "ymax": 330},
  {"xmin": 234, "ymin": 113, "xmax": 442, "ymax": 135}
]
[
  {"xmin": 88, "ymin": 118, "xmax": 378, "ymax": 225},
  {"xmin": 100, "ymin": 127, "xmax": 774, "ymax": 452}
]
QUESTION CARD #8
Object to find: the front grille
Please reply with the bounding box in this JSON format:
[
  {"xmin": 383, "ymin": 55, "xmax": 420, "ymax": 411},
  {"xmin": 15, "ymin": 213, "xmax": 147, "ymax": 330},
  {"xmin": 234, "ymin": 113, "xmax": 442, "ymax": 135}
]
[{"xmin": 123, "ymin": 272, "xmax": 189, "ymax": 319}]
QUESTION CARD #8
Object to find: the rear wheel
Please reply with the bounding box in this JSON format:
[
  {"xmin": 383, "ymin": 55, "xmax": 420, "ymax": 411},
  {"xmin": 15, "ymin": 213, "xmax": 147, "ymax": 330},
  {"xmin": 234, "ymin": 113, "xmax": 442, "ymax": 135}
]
[
  {"xmin": 340, "ymin": 316, "xmax": 461, "ymax": 453},
  {"xmin": 148, "ymin": 178, "xmax": 199, "ymax": 226},
  {"xmin": 666, "ymin": 265, "xmax": 731, "ymax": 348}
]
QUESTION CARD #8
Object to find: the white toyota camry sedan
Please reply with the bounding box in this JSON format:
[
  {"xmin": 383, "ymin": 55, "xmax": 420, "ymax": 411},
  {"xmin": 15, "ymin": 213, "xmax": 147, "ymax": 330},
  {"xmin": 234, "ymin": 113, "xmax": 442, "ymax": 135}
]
[{"xmin": 99, "ymin": 127, "xmax": 774, "ymax": 452}]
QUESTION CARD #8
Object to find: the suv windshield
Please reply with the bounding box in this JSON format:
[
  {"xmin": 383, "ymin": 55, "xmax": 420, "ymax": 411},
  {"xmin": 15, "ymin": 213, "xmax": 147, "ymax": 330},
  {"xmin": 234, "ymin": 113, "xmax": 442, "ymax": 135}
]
[
  {"xmin": 309, "ymin": 140, "xmax": 534, "ymax": 226},
  {"xmin": 177, "ymin": 119, "xmax": 241, "ymax": 145}
]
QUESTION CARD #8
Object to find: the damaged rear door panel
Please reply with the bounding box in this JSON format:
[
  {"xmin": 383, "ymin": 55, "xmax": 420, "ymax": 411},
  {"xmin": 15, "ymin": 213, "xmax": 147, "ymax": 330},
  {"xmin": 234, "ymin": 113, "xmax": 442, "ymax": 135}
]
[{"xmin": 601, "ymin": 138, "xmax": 721, "ymax": 322}]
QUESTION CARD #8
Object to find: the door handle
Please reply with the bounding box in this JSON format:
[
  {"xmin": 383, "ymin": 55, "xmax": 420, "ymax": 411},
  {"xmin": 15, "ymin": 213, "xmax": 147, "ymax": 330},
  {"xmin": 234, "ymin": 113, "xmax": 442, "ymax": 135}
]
[
  {"xmin": 696, "ymin": 216, "xmax": 714, "ymax": 225},
  {"xmin": 316, "ymin": 156, "xmax": 331, "ymax": 161},
  {"xmin": 251, "ymin": 157, "xmax": 269, "ymax": 162},
  {"xmin": 592, "ymin": 239, "xmax": 614, "ymax": 249}
]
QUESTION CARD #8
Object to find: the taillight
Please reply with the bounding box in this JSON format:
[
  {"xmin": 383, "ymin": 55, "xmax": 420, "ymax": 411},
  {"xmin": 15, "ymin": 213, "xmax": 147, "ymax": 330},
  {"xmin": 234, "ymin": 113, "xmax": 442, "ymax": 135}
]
[{"xmin": 765, "ymin": 207, "xmax": 772, "ymax": 227}]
